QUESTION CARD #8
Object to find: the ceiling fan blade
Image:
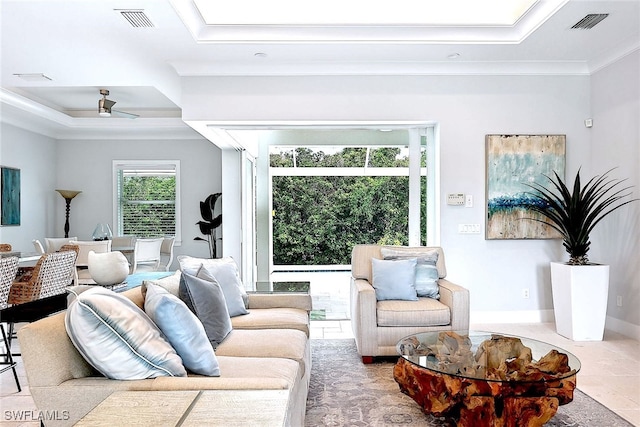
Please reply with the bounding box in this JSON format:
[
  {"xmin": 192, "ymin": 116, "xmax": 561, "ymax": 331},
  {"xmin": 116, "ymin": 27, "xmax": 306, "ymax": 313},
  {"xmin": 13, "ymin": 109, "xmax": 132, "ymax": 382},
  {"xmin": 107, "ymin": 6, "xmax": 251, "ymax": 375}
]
[{"xmin": 111, "ymin": 109, "xmax": 139, "ymax": 119}]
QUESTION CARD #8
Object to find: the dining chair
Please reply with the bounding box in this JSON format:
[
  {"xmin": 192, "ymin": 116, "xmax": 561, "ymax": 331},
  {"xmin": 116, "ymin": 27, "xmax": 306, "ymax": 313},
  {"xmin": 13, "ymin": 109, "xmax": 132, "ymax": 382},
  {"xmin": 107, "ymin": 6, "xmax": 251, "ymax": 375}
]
[
  {"xmin": 111, "ymin": 235, "xmax": 136, "ymax": 269},
  {"xmin": 131, "ymin": 237, "xmax": 164, "ymax": 273},
  {"xmin": 32, "ymin": 239, "xmax": 45, "ymax": 255},
  {"xmin": 0, "ymin": 256, "xmax": 20, "ymax": 392},
  {"xmin": 6, "ymin": 250, "xmax": 78, "ymax": 362},
  {"xmin": 159, "ymin": 236, "xmax": 176, "ymax": 271},
  {"xmin": 44, "ymin": 236, "xmax": 78, "ymax": 253},
  {"xmin": 71, "ymin": 240, "xmax": 112, "ymax": 284}
]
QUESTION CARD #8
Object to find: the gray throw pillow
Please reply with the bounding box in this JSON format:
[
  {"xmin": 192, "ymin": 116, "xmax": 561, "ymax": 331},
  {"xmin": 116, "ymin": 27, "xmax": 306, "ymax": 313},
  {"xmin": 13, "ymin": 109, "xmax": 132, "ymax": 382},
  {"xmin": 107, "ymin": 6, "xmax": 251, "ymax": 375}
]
[
  {"xmin": 371, "ymin": 258, "xmax": 418, "ymax": 301},
  {"xmin": 65, "ymin": 287, "xmax": 186, "ymax": 380},
  {"xmin": 179, "ymin": 271, "xmax": 232, "ymax": 349},
  {"xmin": 178, "ymin": 256, "xmax": 249, "ymax": 308},
  {"xmin": 196, "ymin": 265, "xmax": 249, "ymax": 317},
  {"xmin": 144, "ymin": 282, "xmax": 220, "ymax": 376}
]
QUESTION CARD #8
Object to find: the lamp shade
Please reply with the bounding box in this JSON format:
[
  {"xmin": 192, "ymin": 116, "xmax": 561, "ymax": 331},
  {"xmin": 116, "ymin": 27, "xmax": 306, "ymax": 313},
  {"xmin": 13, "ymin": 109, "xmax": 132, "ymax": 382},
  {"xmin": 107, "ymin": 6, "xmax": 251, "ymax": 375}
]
[{"xmin": 56, "ymin": 189, "xmax": 82, "ymax": 199}]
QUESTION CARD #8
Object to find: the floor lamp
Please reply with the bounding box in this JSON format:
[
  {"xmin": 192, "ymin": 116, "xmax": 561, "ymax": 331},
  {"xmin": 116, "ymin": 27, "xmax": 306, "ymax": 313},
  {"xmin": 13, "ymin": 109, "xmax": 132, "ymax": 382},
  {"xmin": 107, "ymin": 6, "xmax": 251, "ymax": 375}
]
[{"xmin": 55, "ymin": 189, "xmax": 81, "ymax": 238}]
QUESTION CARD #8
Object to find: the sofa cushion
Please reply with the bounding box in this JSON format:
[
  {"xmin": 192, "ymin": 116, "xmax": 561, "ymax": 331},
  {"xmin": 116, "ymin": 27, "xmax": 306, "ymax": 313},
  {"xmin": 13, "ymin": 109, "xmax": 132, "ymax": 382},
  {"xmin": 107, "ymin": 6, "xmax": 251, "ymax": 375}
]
[
  {"xmin": 376, "ymin": 298, "xmax": 451, "ymax": 327},
  {"xmin": 178, "ymin": 256, "xmax": 249, "ymax": 308},
  {"xmin": 196, "ymin": 265, "xmax": 249, "ymax": 317},
  {"xmin": 65, "ymin": 287, "xmax": 186, "ymax": 380},
  {"xmin": 215, "ymin": 329, "xmax": 309, "ymax": 378},
  {"xmin": 371, "ymin": 258, "xmax": 418, "ymax": 301},
  {"xmin": 381, "ymin": 247, "xmax": 440, "ymax": 299},
  {"xmin": 179, "ymin": 271, "xmax": 232, "ymax": 349},
  {"xmin": 144, "ymin": 282, "xmax": 220, "ymax": 376},
  {"xmin": 230, "ymin": 308, "xmax": 310, "ymax": 337}
]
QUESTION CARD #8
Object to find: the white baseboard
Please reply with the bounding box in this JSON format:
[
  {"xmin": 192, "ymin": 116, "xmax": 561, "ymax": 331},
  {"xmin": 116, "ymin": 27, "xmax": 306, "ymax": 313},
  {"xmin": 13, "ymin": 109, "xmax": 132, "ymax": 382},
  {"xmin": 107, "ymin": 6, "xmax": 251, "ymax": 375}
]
[
  {"xmin": 470, "ymin": 309, "xmax": 555, "ymax": 324},
  {"xmin": 471, "ymin": 310, "xmax": 640, "ymax": 341},
  {"xmin": 605, "ymin": 315, "xmax": 640, "ymax": 341}
]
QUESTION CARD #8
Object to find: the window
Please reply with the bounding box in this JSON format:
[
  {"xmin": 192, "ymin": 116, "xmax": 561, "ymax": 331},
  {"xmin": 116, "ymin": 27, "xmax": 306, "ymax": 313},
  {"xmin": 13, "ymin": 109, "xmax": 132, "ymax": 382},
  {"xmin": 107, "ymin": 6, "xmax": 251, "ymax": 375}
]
[
  {"xmin": 113, "ymin": 161, "xmax": 180, "ymax": 242},
  {"xmin": 269, "ymin": 136, "xmax": 430, "ymax": 266}
]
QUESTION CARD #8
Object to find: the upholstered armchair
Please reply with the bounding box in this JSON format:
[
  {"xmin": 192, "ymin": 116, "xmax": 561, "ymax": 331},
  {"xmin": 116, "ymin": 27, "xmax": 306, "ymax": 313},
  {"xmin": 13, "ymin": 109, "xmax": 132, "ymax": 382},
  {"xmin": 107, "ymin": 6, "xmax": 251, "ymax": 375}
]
[{"xmin": 350, "ymin": 245, "xmax": 470, "ymax": 363}]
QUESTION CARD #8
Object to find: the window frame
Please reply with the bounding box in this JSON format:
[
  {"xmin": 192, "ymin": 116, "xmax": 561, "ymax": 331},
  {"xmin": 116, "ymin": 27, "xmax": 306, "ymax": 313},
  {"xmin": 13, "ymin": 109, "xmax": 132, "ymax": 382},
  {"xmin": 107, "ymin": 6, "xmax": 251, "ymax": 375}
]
[
  {"xmin": 112, "ymin": 160, "xmax": 181, "ymax": 244},
  {"xmin": 268, "ymin": 129, "xmax": 435, "ymax": 269}
]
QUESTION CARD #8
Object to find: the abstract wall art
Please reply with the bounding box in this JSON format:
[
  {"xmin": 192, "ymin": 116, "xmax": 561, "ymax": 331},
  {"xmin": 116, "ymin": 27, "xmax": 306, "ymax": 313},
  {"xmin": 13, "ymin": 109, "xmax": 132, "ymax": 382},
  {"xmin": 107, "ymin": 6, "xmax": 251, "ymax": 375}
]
[
  {"xmin": 1, "ymin": 166, "xmax": 21, "ymax": 226},
  {"xmin": 486, "ymin": 135, "xmax": 565, "ymax": 240}
]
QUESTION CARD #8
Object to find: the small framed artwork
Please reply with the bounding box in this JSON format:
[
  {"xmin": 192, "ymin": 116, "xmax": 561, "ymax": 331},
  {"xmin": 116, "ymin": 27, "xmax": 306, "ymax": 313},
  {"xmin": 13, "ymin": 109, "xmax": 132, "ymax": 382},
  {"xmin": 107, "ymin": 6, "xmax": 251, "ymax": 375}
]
[
  {"xmin": 486, "ymin": 135, "xmax": 565, "ymax": 240},
  {"xmin": 1, "ymin": 166, "xmax": 21, "ymax": 226}
]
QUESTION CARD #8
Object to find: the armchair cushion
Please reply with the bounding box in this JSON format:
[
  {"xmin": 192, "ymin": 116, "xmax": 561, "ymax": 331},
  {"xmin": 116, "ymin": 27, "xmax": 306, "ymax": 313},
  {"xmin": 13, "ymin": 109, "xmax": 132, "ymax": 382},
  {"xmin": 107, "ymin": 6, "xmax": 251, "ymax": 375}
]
[
  {"xmin": 371, "ymin": 258, "xmax": 418, "ymax": 301},
  {"xmin": 377, "ymin": 298, "xmax": 450, "ymax": 327}
]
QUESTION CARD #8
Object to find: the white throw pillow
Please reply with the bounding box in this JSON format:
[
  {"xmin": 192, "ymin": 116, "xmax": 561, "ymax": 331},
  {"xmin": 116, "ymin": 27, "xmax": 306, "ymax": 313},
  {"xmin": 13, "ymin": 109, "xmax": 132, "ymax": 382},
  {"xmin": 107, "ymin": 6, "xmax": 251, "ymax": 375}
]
[
  {"xmin": 65, "ymin": 287, "xmax": 186, "ymax": 380},
  {"xmin": 178, "ymin": 256, "xmax": 249, "ymax": 308}
]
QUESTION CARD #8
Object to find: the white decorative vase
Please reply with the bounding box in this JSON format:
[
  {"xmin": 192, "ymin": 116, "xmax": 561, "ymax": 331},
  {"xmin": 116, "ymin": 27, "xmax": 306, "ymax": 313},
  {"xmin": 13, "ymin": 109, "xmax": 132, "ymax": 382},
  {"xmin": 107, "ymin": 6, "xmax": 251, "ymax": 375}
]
[
  {"xmin": 550, "ymin": 262, "xmax": 609, "ymax": 341},
  {"xmin": 88, "ymin": 251, "xmax": 130, "ymax": 286}
]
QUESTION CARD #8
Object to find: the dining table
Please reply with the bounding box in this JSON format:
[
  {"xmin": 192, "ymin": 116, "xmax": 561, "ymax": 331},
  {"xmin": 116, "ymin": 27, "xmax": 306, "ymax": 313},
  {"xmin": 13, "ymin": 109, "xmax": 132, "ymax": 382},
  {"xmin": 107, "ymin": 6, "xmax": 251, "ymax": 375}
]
[{"xmin": 0, "ymin": 251, "xmax": 41, "ymax": 263}]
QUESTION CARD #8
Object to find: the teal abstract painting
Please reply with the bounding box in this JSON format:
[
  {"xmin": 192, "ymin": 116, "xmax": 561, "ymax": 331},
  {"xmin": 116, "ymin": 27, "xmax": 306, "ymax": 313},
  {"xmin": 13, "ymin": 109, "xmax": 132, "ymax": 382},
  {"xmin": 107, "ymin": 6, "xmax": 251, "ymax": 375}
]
[
  {"xmin": 486, "ymin": 135, "xmax": 565, "ymax": 239},
  {"xmin": 1, "ymin": 167, "xmax": 20, "ymax": 226}
]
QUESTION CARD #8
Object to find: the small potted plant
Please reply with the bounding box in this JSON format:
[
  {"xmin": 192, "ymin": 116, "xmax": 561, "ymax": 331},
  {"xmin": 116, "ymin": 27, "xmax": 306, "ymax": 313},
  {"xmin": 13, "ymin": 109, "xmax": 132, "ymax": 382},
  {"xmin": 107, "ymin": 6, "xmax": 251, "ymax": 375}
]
[{"xmin": 525, "ymin": 168, "xmax": 637, "ymax": 340}]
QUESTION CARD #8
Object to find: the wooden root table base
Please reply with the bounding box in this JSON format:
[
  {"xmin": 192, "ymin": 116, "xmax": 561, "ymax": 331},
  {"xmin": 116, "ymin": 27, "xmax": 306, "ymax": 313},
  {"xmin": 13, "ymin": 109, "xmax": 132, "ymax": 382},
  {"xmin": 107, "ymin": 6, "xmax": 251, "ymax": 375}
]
[{"xmin": 393, "ymin": 357, "xmax": 577, "ymax": 427}]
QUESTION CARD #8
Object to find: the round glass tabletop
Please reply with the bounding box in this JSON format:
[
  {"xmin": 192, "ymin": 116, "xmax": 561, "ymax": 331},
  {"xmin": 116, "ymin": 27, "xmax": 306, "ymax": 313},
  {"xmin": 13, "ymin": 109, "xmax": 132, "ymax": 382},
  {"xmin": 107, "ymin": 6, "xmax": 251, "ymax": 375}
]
[{"xmin": 397, "ymin": 330, "xmax": 581, "ymax": 383}]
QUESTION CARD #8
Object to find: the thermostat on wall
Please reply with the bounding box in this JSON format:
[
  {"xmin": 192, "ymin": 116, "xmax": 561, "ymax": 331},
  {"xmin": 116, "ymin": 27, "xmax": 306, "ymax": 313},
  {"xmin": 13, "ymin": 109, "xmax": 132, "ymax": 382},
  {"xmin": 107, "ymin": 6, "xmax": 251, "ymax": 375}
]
[{"xmin": 447, "ymin": 193, "xmax": 465, "ymax": 206}]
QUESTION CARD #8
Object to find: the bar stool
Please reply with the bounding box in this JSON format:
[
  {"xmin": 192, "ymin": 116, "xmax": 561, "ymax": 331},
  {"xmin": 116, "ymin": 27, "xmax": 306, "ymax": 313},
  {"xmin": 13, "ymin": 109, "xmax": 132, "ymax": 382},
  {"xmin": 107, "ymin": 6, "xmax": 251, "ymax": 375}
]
[{"xmin": 0, "ymin": 256, "xmax": 21, "ymax": 392}]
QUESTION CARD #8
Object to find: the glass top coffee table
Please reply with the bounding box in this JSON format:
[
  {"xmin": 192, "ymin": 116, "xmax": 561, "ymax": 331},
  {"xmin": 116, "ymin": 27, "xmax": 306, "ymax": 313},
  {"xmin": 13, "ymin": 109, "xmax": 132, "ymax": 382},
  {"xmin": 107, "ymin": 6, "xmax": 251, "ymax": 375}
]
[{"xmin": 394, "ymin": 331, "xmax": 581, "ymax": 427}]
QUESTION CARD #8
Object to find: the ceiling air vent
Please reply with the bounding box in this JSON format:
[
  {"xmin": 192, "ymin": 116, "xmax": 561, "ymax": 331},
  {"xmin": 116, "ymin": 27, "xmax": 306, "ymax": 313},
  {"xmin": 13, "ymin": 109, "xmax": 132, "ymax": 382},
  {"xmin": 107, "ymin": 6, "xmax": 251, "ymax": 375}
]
[
  {"xmin": 570, "ymin": 13, "xmax": 609, "ymax": 30},
  {"xmin": 117, "ymin": 10, "xmax": 154, "ymax": 28}
]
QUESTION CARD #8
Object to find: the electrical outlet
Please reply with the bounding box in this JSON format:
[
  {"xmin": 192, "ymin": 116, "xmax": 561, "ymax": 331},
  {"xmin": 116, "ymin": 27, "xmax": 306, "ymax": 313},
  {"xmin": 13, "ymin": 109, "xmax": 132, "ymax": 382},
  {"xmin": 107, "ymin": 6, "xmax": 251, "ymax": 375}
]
[
  {"xmin": 522, "ymin": 288, "xmax": 530, "ymax": 299},
  {"xmin": 617, "ymin": 296, "xmax": 623, "ymax": 307}
]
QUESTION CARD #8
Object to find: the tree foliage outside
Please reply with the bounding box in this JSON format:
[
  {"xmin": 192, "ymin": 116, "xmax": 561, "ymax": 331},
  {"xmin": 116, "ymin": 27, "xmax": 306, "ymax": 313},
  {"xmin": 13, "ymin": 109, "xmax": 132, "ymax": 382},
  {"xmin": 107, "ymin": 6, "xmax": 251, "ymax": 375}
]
[
  {"xmin": 271, "ymin": 147, "xmax": 427, "ymax": 265},
  {"xmin": 121, "ymin": 175, "xmax": 176, "ymax": 237}
]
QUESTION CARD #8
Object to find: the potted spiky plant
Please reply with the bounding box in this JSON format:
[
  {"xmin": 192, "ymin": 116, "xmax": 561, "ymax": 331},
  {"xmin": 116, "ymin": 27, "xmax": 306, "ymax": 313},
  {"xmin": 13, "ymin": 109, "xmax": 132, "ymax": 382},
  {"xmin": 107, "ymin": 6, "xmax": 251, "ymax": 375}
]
[{"xmin": 525, "ymin": 168, "xmax": 637, "ymax": 341}]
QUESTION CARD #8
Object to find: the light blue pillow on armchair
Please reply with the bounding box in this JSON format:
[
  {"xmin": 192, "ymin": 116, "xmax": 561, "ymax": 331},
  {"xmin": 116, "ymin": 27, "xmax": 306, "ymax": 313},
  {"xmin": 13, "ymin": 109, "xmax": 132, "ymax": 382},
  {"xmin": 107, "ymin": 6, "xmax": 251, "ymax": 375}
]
[
  {"xmin": 371, "ymin": 258, "xmax": 418, "ymax": 301},
  {"xmin": 144, "ymin": 282, "xmax": 220, "ymax": 376},
  {"xmin": 380, "ymin": 248, "xmax": 440, "ymax": 299}
]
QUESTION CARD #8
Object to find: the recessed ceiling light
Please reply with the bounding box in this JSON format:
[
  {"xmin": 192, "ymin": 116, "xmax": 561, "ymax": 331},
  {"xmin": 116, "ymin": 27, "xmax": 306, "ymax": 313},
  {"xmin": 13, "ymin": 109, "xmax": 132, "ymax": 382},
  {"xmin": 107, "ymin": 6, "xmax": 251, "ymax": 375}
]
[{"xmin": 13, "ymin": 73, "xmax": 52, "ymax": 82}]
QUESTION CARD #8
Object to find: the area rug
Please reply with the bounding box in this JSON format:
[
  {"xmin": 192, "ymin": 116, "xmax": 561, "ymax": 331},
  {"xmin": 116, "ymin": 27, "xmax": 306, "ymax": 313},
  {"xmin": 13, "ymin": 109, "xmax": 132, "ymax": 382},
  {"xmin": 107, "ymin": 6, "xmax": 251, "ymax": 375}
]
[{"xmin": 305, "ymin": 339, "xmax": 634, "ymax": 427}]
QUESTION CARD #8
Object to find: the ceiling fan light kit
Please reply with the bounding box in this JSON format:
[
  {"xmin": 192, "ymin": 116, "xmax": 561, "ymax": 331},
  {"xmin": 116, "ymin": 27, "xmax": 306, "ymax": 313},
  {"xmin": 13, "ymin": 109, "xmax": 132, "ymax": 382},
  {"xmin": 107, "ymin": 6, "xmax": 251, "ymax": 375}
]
[{"xmin": 97, "ymin": 89, "xmax": 139, "ymax": 119}]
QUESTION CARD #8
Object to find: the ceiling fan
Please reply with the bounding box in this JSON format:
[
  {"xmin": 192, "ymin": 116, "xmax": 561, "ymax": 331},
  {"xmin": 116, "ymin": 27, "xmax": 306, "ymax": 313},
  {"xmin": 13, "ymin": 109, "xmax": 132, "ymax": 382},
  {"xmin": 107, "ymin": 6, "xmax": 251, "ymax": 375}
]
[{"xmin": 98, "ymin": 89, "xmax": 139, "ymax": 119}]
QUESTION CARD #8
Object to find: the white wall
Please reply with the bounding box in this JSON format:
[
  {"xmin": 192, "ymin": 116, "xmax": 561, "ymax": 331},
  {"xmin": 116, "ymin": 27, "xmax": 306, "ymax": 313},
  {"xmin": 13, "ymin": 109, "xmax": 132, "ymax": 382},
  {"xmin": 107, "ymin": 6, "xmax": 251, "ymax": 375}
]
[
  {"xmin": 590, "ymin": 50, "xmax": 640, "ymax": 334},
  {"xmin": 182, "ymin": 74, "xmax": 593, "ymax": 322},
  {"xmin": 53, "ymin": 137, "xmax": 221, "ymax": 267},
  {"xmin": 0, "ymin": 124, "xmax": 57, "ymax": 252}
]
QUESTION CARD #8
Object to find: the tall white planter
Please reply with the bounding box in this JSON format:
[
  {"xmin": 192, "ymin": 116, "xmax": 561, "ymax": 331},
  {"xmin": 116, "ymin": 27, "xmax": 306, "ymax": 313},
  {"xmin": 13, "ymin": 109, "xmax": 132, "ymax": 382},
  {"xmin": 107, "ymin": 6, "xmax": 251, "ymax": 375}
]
[{"xmin": 550, "ymin": 262, "xmax": 610, "ymax": 341}]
